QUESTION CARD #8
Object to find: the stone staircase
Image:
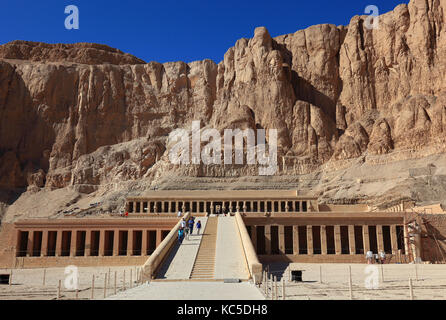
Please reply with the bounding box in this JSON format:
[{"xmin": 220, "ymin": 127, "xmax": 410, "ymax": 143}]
[{"xmin": 189, "ymin": 217, "xmax": 218, "ymax": 280}]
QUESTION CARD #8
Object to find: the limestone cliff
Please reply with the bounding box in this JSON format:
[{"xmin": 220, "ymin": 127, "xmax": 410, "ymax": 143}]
[{"xmin": 1, "ymin": 0, "xmax": 445, "ymax": 220}]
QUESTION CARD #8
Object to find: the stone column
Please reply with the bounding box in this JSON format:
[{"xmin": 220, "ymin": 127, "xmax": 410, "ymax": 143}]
[
  {"xmin": 265, "ymin": 225, "xmax": 271, "ymax": 254},
  {"xmin": 141, "ymin": 230, "xmax": 148, "ymax": 256},
  {"xmin": 26, "ymin": 231, "xmax": 34, "ymax": 257},
  {"xmin": 285, "ymin": 201, "xmax": 289, "ymax": 213},
  {"xmin": 390, "ymin": 225, "xmax": 398, "ymax": 254},
  {"xmin": 278, "ymin": 225, "xmax": 285, "ymax": 254},
  {"xmin": 168, "ymin": 201, "xmax": 172, "ymax": 214},
  {"xmin": 147, "ymin": 202, "xmax": 151, "ymax": 214},
  {"xmin": 363, "ymin": 225, "xmax": 370, "ymax": 252},
  {"xmin": 334, "ymin": 225, "xmax": 342, "ymax": 255},
  {"xmin": 55, "ymin": 230, "xmax": 63, "ymax": 257},
  {"xmin": 251, "ymin": 226, "xmax": 257, "ymax": 252},
  {"xmin": 257, "ymin": 201, "xmax": 260, "ymax": 213},
  {"xmin": 377, "ymin": 225, "xmax": 384, "ymax": 253},
  {"xmin": 321, "ymin": 225, "xmax": 327, "ymax": 255},
  {"xmin": 307, "ymin": 226, "xmax": 313, "ymax": 255},
  {"xmin": 113, "ymin": 230, "xmax": 120, "ymax": 256},
  {"xmin": 70, "ymin": 230, "xmax": 78, "ymax": 257},
  {"xmin": 293, "ymin": 226, "xmax": 299, "ymax": 255},
  {"xmin": 127, "ymin": 230, "xmax": 133, "ymax": 256},
  {"xmin": 243, "ymin": 201, "xmax": 247, "ymax": 213},
  {"xmin": 85, "ymin": 230, "xmax": 91, "ymax": 256},
  {"xmin": 99, "ymin": 230, "xmax": 105, "ymax": 256},
  {"xmin": 41, "ymin": 230, "xmax": 48, "ymax": 257},
  {"xmin": 210, "ymin": 201, "xmax": 214, "ymax": 215},
  {"xmin": 348, "ymin": 225, "xmax": 356, "ymax": 255}
]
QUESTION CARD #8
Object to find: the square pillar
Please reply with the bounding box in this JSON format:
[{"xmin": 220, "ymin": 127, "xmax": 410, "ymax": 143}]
[
  {"xmin": 363, "ymin": 225, "xmax": 370, "ymax": 252},
  {"xmin": 377, "ymin": 225, "xmax": 384, "ymax": 252},
  {"xmin": 278, "ymin": 225, "xmax": 285, "ymax": 254},
  {"xmin": 85, "ymin": 230, "xmax": 92, "ymax": 256},
  {"xmin": 265, "ymin": 225, "xmax": 271, "ymax": 254},
  {"xmin": 41, "ymin": 230, "xmax": 48, "ymax": 257},
  {"xmin": 70, "ymin": 230, "xmax": 78, "ymax": 257},
  {"xmin": 141, "ymin": 230, "xmax": 148, "ymax": 256},
  {"xmin": 307, "ymin": 225, "xmax": 313, "ymax": 255},
  {"xmin": 348, "ymin": 225, "xmax": 356, "ymax": 255},
  {"xmin": 293, "ymin": 226, "xmax": 299, "ymax": 255},
  {"xmin": 55, "ymin": 230, "xmax": 63, "ymax": 257},
  {"xmin": 99, "ymin": 230, "xmax": 105, "ymax": 256},
  {"xmin": 113, "ymin": 230, "xmax": 120, "ymax": 256},
  {"xmin": 334, "ymin": 225, "xmax": 342, "ymax": 255},
  {"xmin": 320, "ymin": 225, "xmax": 327, "ymax": 255},
  {"xmin": 127, "ymin": 230, "xmax": 133, "ymax": 256},
  {"xmin": 26, "ymin": 231, "xmax": 34, "ymax": 257},
  {"xmin": 390, "ymin": 225, "xmax": 398, "ymax": 254}
]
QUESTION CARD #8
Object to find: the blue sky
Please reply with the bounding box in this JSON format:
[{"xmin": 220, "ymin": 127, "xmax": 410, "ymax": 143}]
[{"xmin": 1, "ymin": 0, "xmax": 409, "ymax": 63}]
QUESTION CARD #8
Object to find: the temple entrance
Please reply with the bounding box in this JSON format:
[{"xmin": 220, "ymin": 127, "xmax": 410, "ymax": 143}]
[{"xmin": 213, "ymin": 202, "xmax": 223, "ymax": 215}]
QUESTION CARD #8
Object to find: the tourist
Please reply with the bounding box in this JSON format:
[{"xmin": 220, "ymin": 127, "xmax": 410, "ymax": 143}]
[
  {"xmin": 125, "ymin": 211, "xmax": 129, "ymax": 218},
  {"xmin": 177, "ymin": 210, "xmax": 182, "ymax": 217},
  {"xmin": 366, "ymin": 250, "xmax": 373, "ymax": 264},
  {"xmin": 181, "ymin": 218, "xmax": 186, "ymax": 229},
  {"xmin": 196, "ymin": 220, "xmax": 202, "ymax": 235},
  {"xmin": 374, "ymin": 253, "xmax": 379, "ymax": 264},
  {"xmin": 178, "ymin": 227, "xmax": 184, "ymax": 244},
  {"xmin": 188, "ymin": 217, "xmax": 195, "ymax": 238},
  {"xmin": 379, "ymin": 251, "xmax": 386, "ymax": 264}
]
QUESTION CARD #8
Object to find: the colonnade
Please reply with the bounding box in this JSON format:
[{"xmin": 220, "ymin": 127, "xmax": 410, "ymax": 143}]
[
  {"xmin": 248, "ymin": 224, "xmax": 405, "ymax": 256},
  {"xmin": 16, "ymin": 228, "xmax": 170, "ymax": 258},
  {"xmin": 127, "ymin": 199, "xmax": 311, "ymax": 214}
]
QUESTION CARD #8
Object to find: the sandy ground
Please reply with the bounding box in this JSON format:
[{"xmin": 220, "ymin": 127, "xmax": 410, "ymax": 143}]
[
  {"xmin": 0, "ymin": 265, "xmax": 143, "ymax": 300},
  {"xmin": 261, "ymin": 263, "xmax": 446, "ymax": 300},
  {"xmin": 2, "ymin": 263, "xmax": 446, "ymax": 300}
]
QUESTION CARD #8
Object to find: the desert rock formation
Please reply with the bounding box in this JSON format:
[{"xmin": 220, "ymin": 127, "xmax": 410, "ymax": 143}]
[{"xmin": 0, "ymin": 0, "xmax": 445, "ymax": 221}]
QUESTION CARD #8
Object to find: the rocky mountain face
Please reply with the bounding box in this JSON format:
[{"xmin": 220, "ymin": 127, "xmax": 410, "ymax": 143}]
[{"xmin": 0, "ymin": 0, "xmax": 445, "ymax": 220}]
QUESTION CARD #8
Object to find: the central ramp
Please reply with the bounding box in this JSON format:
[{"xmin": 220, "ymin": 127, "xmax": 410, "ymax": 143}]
[
  {"xmin": 215, "ymin": 215, "xmax": 250, "ymax": 280},
  {"xmin": 189, "ymin": 217, "xmax": 218, "ymax": 280}
]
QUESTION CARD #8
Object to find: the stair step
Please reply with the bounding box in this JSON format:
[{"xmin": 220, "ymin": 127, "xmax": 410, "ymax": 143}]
[{"xmin": 189, "ymin": 217, "xmax": 218, "ymax": 280}]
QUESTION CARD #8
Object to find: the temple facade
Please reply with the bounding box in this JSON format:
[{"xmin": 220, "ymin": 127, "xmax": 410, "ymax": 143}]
[{"xmin": 0, "ymin": 190, "xmax": 431, "ymax": 268}]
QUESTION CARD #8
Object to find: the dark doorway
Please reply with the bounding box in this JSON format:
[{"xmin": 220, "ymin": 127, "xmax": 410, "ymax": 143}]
[
  {"xmin": 382, "ymin": 226, "xmax": 392, "ymax": 254},
  {"xmin": 61, "ymin": 231, "xmax": 71, "ymax": 256},
  {"xmin": 284, "ymin": 226, "xmax": 293, "ymax": 254},
  {"xmin": 354, "ymin": 226, "xmax": 364, "ymax": 254},
  {"xmin": 340, "ymin": 226, "xmax": 350, "ymax": 254},
  {"xmin": 312, "ymin": 226, "xmax": 321, "ymax": 254},
  {"xmin": 91, "ymin": 231, "xmax": 100, "ymax": 256},
  {"xmin": 17, "ymin": 231, "xmax": 28, "ymax": 257},
  {"xmin": 47, "ymin": 231, "xmax": 57, "ymax": 256},
  {"xmin": 298, "ymin": 226, "xmax": 307, "ymax": 254},
  {"xmin": 396, "ymin": 225, "xmax": 405, "ymax": 254},
  {"xmin": 118, "ymin": 231, "xmax": 128, "ymax": 256},
  {"xmin": 76, "ymin": 231, "xmax": 86, "ymax": 256},
  {"xmin": 32, "ymin": 231, "xmax": 42, "ymax": 257},
  {"xmin": 326, "ymin": 226, "xmax": 335, "ymax": 254},
  {"xmin": 256, "ymin": 226, "xmax": 266, "ymax": 254},
  {"xmin": 271, "ymin": 226, "xmax": 279, "ymax": 254},
  {"xmin": 133, "ymin": 231, "xmax": 142, "ymax": 255},
  {"xmin": 368, "ymin": 226, "xmax": 378, "ymax": 253},
  {"xmin": 104, "ymin": 231, "xmax": 114, "ymax": 256}
]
